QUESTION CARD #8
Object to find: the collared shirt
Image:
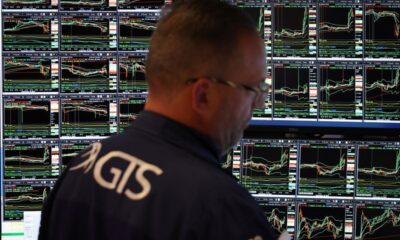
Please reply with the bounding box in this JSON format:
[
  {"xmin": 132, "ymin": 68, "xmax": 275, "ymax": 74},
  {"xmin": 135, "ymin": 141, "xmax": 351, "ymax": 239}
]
[{"xmin": 39, "ymin": 111, "xmax": 278, "ymax": 240}]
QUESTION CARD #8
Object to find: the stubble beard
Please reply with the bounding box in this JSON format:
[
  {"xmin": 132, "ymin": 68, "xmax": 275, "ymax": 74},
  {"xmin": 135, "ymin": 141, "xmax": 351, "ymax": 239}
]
[{"xmin": 219, "ymin": 115, "xmax": 251, "ymax": 156}]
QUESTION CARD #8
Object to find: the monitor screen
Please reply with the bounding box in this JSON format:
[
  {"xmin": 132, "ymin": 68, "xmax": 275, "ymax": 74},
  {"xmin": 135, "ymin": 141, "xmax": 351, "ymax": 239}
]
[{"xmin": 223, "ymin": 137, "xmax": 400, "ymax": 239}]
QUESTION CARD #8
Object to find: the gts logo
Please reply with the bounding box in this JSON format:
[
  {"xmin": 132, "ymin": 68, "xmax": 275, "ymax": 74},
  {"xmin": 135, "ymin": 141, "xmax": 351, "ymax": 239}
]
[{"xmin": 70, "ymin": 142, "xmax": 163, "ymax": 201}]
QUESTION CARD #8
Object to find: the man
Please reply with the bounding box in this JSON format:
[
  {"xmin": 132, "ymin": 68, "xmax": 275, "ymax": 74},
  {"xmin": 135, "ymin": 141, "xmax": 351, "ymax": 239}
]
[{"xmin": 39, "ymin": 0, "xmax": 279, "ymax": 239}]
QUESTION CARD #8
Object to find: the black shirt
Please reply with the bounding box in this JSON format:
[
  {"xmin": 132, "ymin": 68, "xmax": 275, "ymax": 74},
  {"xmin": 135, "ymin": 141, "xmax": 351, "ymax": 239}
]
[{"xmin": 39, "ymin": 111, "xmax": 277, "ymax": 240}]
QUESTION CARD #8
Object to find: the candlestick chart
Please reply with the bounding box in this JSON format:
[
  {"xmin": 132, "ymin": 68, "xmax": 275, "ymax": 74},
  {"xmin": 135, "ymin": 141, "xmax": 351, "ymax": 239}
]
[
  {"xmin": 357, "ymin": 144, "xmax": 400, "ymax": 198},
  {"xmin": 273, "ymin": 63, "xmax": 317, "ymax": 119},
  {"xmin": 241, "ymin": 142, "xmax": 294, "ymax": 195},
  {"xmin": 274, "ymin": 5, "xmax": 315, "ymax": 57},
  {"xmin": 4, "ymin": 184, "xmax": 51, "ymax": 220},
  {"xmin": 365, "ymin": 65, "xmax": 400, "ymax": 121},
  {"xmin": 299, "ymin": 144, "xmax": 352, "ymax": 196},
  {"xmin": 3, "ymin": 13, "xmax": 57, "ymax": 51},
  {"xmin": 4, "ymin": 143, "xmax": 59, "ymax": 179},
  {"xmin": 319, "ymin": 65, "xmax": 362, "ymax": 120},
  {"xmin": 319, "ymin": 5, "xmax": 359, "ymax": 58},
  {"xmin": 118, "ymin": 14, "xmax": 158, "ymax": 51},
  {"xmin": 61, "ymin": 56, "xmax": 116, "ymax": 93},
  {"xmin": 61, "ymin": 97, "xmax": 117, "ymax": 137},
  {"xmin": 355, "ymin": 204, "xmax": 400, "ymax": 240},
  {"xmin": 297, "ymin": 204, "xmax": 346, "ymax": 240},
  {"xmin": 118, "ymin": 55, "xmax": 147, "ymax": 92},
  {"xmin": 3, "ymin": 55, "xmax": 57, "ymax": 92},
  {"xmin": 118, "ymin": 95, "xmax": 146, "ymax": 132},
  {"xmin": 61, "ymin": 15, "xmax": 115, "ymax": 51},
  {"xmin": 3, "ymin": 97, "xmax": 58, "ymax": 138},
  {"xmin": 365, "ymin": 5, "xmax": 400, "ymax": 58}
]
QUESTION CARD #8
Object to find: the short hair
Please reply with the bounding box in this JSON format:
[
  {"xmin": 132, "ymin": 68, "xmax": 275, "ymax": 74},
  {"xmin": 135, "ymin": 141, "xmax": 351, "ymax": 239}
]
[{"xmin": 146, "ymin": 0, "xmax": 259, "ymax": 94}]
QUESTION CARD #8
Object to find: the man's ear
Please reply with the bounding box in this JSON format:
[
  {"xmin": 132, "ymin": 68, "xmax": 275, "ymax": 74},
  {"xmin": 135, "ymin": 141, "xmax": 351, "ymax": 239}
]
[{"xmin": 191, "ymin": 78, "xmax": 212, "ymax": 114}]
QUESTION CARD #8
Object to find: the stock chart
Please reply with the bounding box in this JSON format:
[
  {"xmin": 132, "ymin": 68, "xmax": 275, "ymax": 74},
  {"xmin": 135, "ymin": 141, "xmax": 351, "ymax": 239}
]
[
  {"xmin": 319, "ymin": 62, "xmax": 363, "ymax": 120},
  {"xmin": 273, "ymin": 4, "xmax": 316, "ymax": 57},
  {"xmin": 298, "ymin": 142, "xmax": 354, "ymax": 197},
  {"xmin": 364, "ymin": 63, "xmax": 400, "ymax": 121},
  {"xmin": 355, "ymin": 201, "xmax": 400, "ymax": 240},
  {"xmin": 233, "ymin": 138, "xmax": 400, "ymax": 239},
  {"xmin": 273, "ymin": 61, "xmax": 318, "ymax": 120},
  {"xmin": 364, "ymin": 2, "xmax": 400, "ymax": 58},
  {"xmin": 296, "ymin": 200, "xmax": 352, "ymax": 240},
  {"xmin": 241, "ymin": 139, "xmax": 297, "ymax": 195}
]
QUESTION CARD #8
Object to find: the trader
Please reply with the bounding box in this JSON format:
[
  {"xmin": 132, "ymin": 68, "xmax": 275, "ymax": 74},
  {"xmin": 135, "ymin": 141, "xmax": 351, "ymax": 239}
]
[{"xmin": 39, "ymin": 1, "xmax": 279, "ymax": 239}]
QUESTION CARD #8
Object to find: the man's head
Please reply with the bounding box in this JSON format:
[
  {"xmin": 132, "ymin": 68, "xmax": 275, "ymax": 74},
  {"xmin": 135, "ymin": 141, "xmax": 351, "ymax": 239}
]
[{"xmin": 145, "ymin": 0, "xmax": 267, "ymax": 154}]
